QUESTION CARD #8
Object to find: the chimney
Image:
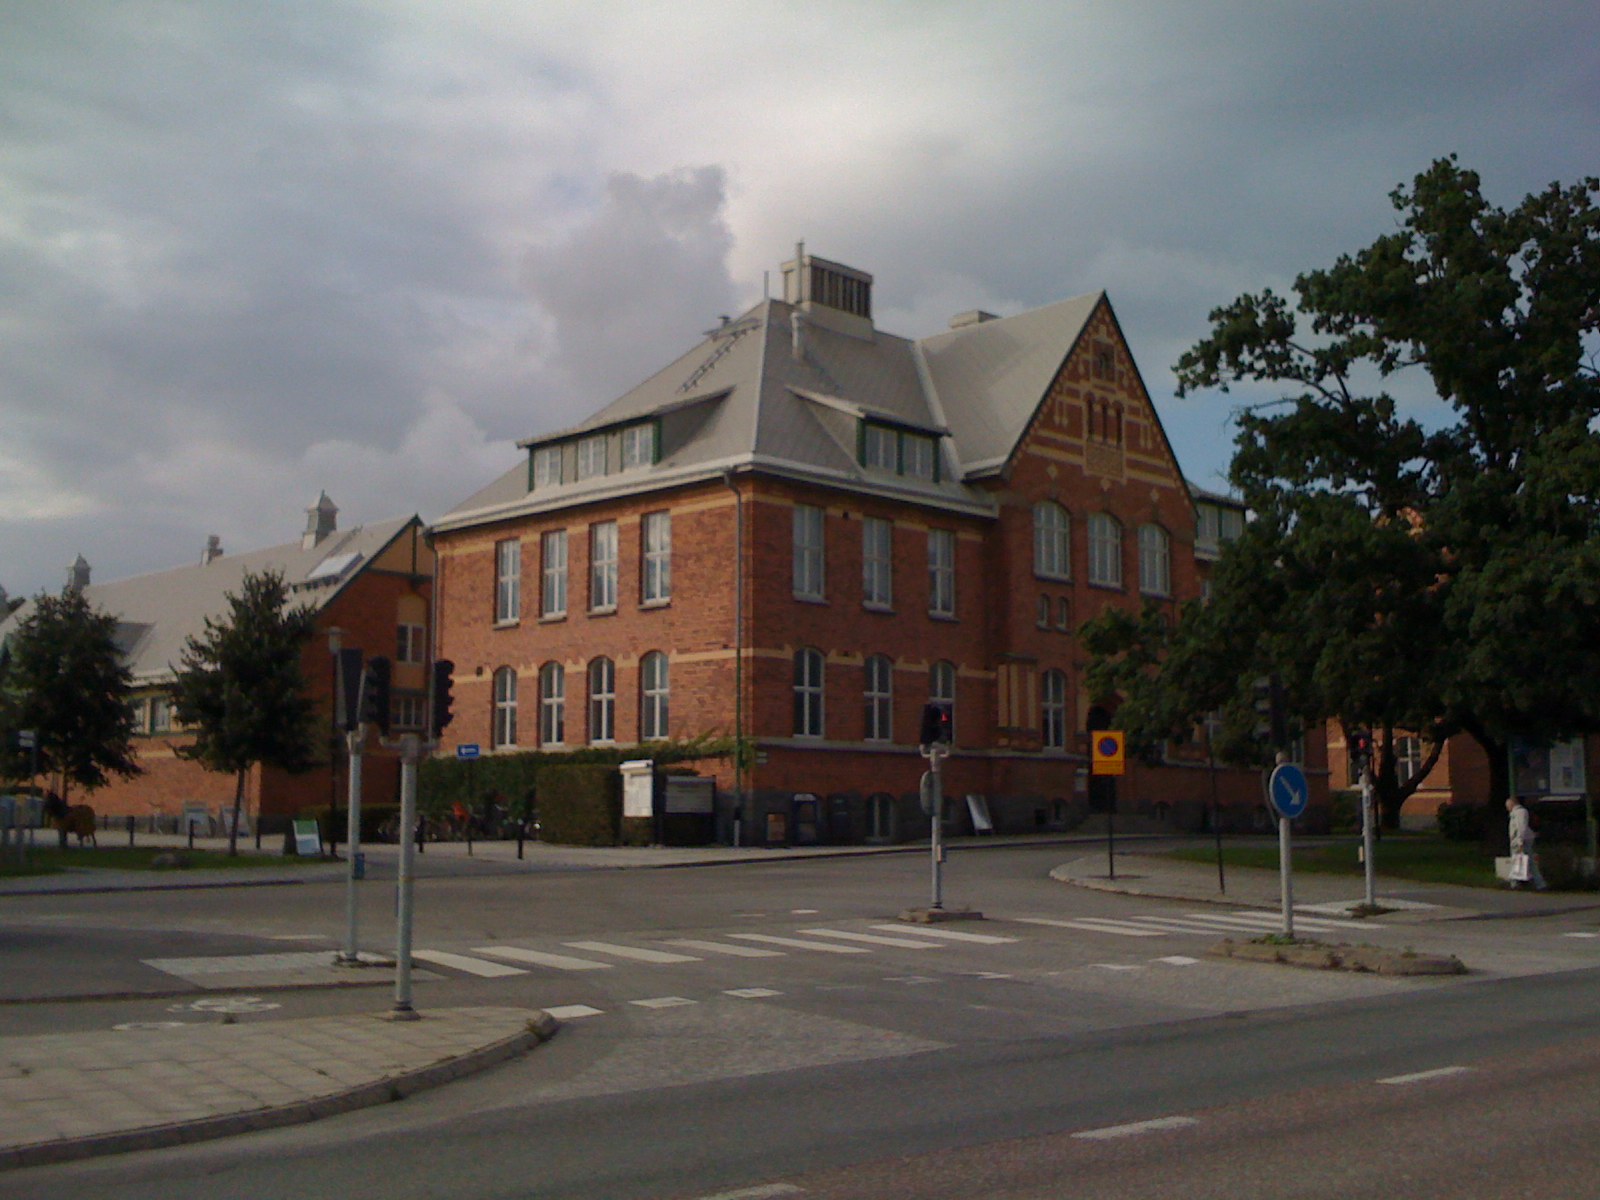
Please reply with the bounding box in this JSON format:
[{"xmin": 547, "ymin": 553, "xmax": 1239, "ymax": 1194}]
[
  {"xmin": 68, "ymin": 554, "xmax": 91, "ymax": 592},
  {"xmin": 948, "ymin": 310, "xmax": 999, "ymax": 330},
  {"xmin": 201, "ymin": 535, "xmax": 224, "ymax": 566},
  {"xmin": 303, "ymin": 492, "xmax": 338, "ymax": 550}
]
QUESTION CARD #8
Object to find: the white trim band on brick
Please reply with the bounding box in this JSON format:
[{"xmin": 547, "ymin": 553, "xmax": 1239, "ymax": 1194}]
[
  {"xmin": 1073, "ymin": 1115, "xmax": 1199, "ymax": 1141},
  {"xmin": 1377, "ymin": 1066, "xmax": 1472, "ymax": 1086}
]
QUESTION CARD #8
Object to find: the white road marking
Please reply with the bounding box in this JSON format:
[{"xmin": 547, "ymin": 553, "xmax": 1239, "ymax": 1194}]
[
  {"xmin": 1378, "ymin": 1066, "xmax": 1472, "ymax": 1086},
  {"xmin": 544, "ymin": 1004, "xmax": 604, "ymax": 1020},
  {"xmin": 730, "ymin": 933, "xmax": 870, "ymax": 954},
  {"xmin": 870, "ymin": 924, "xmax": 1017, "ymax": 944},
  {"xmin": 1562, "ymin": 931, "xmax": 1600, "ymax": 939},
  {"xmin": 791, "ymin": 909, "xmax": 820, "ymax": 915},
  {"xmin": 564, "ymin": 941, "xmax": 702, "ymax": 964},
  {"xmin": 413, "ymin": 950, "xmax": 528, "ymax": 978},
  {"xmin": 473, "ymin": 946, "xmax": 612, "ymax": 971},
  {"xmin": 1073, "ymin": 1115, "xmax": 1199, "ymax": 1140},
  {"xmin": 1015, "ymin": 916, "xmax": 1166, "ymax": 937},
  {"xmin": 1090, "ymin": 963, "xmax": 1144, "ymax": 972},
  {"xmin": 113, "ymin": 1021, "xmax": 193, "ymax": 1031},
  {"xmin": 690, "ymin": 1183, "xmax": 805, "ymax": 1200},
  {"xmin": 725, "ymin": 987, "xmax": 783, "ymax": 999},
  {"xmin": 168, "ymin": 996, "xmax": 280, "ymax": 1014},
  {"xmin": 631, "ymin": 996, "xmax": 696, "ymax": 1009},
  {"xmin": 799, "ymin": 928, "xmax": 946, "ymax": 949},
  {"xmin": 1154, "ymin": 955, "xmax": 1201, "ymax": 966},
  {"xmin": 884, "ymin": 975, "xmax": 940, "ymax": 984},
  {"xmin": 667, "ymin": 939, "xmax": 787, "ymax": 958},
  {"xmin": 1185, "ymin": 910, "xmax": 1381, "ymax": 932},
  {"xmin": 970, "ymin": 971, "xmax": 1015, "ymax": 980}
]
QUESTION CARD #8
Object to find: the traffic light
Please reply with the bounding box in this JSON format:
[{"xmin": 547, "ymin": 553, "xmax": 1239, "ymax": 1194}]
[
  {"xmin": 362, "ymin": 656, "xmax": 392, "ymax": 734},
  {"xmin": 1253, "ymin": 674, "xmax": 1288, "ymax": 749},
  {"xmin": 1350, "ymin": 728, "xmax": 1373, "ymax": 773},
  {"xmin": 431, "ymin": 659, "xmax": 455, "ymax": 737},
  {"xmin": 336, "ymin": 648, "xmax": 364, "ymax": 732},
  {"xmin": 919, "ymin": 702, "xmax": 953, "ymax": 747}
]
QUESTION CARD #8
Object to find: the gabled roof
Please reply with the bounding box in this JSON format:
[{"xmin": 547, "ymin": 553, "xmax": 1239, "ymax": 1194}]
[
  {"xmin": 0, "ymin": 516, "xmax": 420, "ymax": 686},
  {"xmin": 432, "ymin": 277, "xmax": 1123, "ymax": 534}
]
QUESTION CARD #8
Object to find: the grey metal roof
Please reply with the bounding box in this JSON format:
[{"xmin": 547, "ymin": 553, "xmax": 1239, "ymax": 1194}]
[
  {"xmin": 434, "ymin": 286, "xmax": 1116, "ymax": 533},
  {"xmin": 0, "ymin": 516, "xmax": 419, "ymax": 686}
]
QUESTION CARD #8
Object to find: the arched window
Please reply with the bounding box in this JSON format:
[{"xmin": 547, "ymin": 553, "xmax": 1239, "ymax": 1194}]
[
  {"xmin": 1088, "ymin": 513, "xmax": 1122, "ymax": 588},
  {"xmin": 640, "ymin": 652, "xmax": 669, "ymax": 740},
  {"xmin": 864, "ymin": 654, "xmax": 893, "ymax": 742},
  {"xmin": 1041, "ymin": 669, "xmax": 1068, "ymax": 749},
  {"xmin": 492, "ymin": 668, "xmax": 518, "ymax": 749},
  {"xmin": 587, "ymin": 657, "xmax": 615, "ymax": 744},
  {"xmin": 794, "ymin": 648, "xmax": 825, "ymax": 738},
  {"xmin": 1138, "ymin": 524, "xmax": 1171, "ymax": 597},
  {"xmin": 930, "ymin": 659, "xmax": 956, "ymax": 741},
  {"xmin": 538, "ymin": 662, "xmax": 565, "ymax": 746},
  {"xmin": 1032, "ymin": 501, "xmax": 1070, "ymax": 579}
]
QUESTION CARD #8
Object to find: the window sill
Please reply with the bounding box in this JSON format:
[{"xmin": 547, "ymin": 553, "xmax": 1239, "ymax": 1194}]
[
  {"xmin": 928, "ymin": 611, "xmax": 958, "ymax": 622},
  {"xmin": 588, "ymin": 606, "xmax": 617, "ymax": 617},
  {"xmin": 493, "ymin": 619, "xmax": 521, "ymax": 630},
  {"xmin": 863, "ymin": 602, "xmax": 895, "ymax": 614},
  {"xmin": 1087, "ymin": 580, "xmax": 1124, "ymax": 593},
  {"xmin": 538, "ymin": 613, "xmax": 566, "ymax": 624},
  {"xmin": 640, "ymin": 598, "xmax": 671, "ymax": 610},
  {"xmin": 793, "ymin": 594, "xmax": 828, "ymax": 605},
  {"xmin": 1033, "ymin": 572, "xmax": 1072, "ymax": 584}
]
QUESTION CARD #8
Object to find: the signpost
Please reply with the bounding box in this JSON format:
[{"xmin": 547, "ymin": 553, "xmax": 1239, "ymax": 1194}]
[
  {"xmin": 1091, "ymin": 731, "xmax": 1125, "ymax": 880},
  {"xmin": 1267, "ymin": 761, "xmax": 1309, "ymax": 938}
]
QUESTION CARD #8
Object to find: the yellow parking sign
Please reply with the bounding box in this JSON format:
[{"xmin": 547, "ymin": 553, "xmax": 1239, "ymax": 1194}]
[{"xmin": 1091, "ymin": 730, "xmax": 1126, "ymax": 776}]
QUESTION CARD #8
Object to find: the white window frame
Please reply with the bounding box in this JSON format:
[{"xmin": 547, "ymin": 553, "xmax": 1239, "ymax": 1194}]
[
  {"xmin": 1138, "ymin": 524, "xmax": 1171, "ymax": 597},
  {"xmin": 794, "ymin": 648, "xmax": 825, "ymax": 738},
  {"xmin": 862, "ymin": 425, "xmax": 897, "ymax": 471},
  {"xmin": 588, "ymin": 657, "xmax": 615, "ymax": 744},
  {"xmin": 864, "ymin": 654, "xmax": 893, "ymax": 742},
  {"xmin": 397, "ymin": 622, "xmax": 425, "ymax": 664},
  {"xmin": 393, "ymin": 693, "xmax": 425, "ymax": 731},
  {"xmin": 793, "ymin": 504, "xmax": 825, "ymax": 600},
  {"xmin": 1041, "ymin": 669, "xmax": 1068, "ymax": 750},
  {"xmin": 621, "ymin": 424, "xmax": 655, "ymax": 470},
  {"xmin": 1088, "ymin": 513, "xmax": 1122, "ymax": 588},
  {"xmin": 928, "ymin": 529, "xmax": 955, "ymax": 617},
  {"xmin": 492, "ymin": 668, "xmax": 518, "ymax": 749},
  {"xmin": 576, "ymin": 435, "xmax": 607, "ymax": 480},
  {"xmin": 495, "ymin": 538, "xmax": 521, "ymax": 624},
  {"xmin": 862, "ymin": 516, "xmax": 893, "ymax": 609},
  {"xmin": 1033, "ymin": 501, "xmax": 1070, "ymax": 580},
  {"xmin": 589, "ymin": 521, "xmax": 618, "ymax": 612},
  {"xmin": 533, "ymin": 445, "xmax": 563, "ymax": 489},
  {"xmin": 541, "ymin": 530, "xmax": 567, "ymax": 618},
  {"xmin": 149, "ymin": 695, "xmax": 172, "ymax": 734},
  {"xmin": 642, "ymin": 511, "xmax": 671, "ymax": 604},
  {"xmin": 641, "ymin": 651, "xmax": 669, "ymax": 740},
  {"xmin": 538, "ymin": 662, "xmax": 565, "ymax": 746},
  {"xmin": 902, "ymin": 433, "xmax": 936, "ymax": 480}
]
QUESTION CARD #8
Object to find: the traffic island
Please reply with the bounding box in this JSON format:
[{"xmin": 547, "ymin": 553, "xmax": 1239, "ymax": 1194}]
[
  {"xmin": 1208, "ymin": 938, "xmax": 1466, "ymax": 976},
  {"xmin": 899, "ymin": 906, "xmax": 984, "ymax": 924}
]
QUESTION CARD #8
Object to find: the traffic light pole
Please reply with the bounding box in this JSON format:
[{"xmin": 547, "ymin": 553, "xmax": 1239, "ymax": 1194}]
[
  {"xmin": 1361, "ymin": 763, "xmax": 1376, "ymax": 909},
  {"xmin": 922, "ymin": 742, "xmax": 947, "ymax": 911},
  {"xmin": 337, "ymin": 725, "xmax": 366, "ymax": 965},
  {"xmin": 389, "ymin": 732, "xmax": 427, "ymax": 1020}
]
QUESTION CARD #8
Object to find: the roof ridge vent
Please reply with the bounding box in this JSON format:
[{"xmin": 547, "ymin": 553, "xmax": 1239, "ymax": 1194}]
[{"xmin": 779, "ymin": 245, "xmax": 874, "ymax": 341}]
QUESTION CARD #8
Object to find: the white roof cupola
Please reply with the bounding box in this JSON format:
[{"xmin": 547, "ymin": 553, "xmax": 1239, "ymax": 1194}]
[
  {"xmin": 68, "ymin": 554, "xmax": 91, "ymax": 592},
  {"xmin": 303, "ymin": 492, "xmax": 338, "ymax": 549}
]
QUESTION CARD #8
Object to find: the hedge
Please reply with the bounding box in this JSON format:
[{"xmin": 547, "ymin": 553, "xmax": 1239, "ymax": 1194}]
[{"xmin": 536, "ymin": 764, "xmax": 620, "ymax": 846}]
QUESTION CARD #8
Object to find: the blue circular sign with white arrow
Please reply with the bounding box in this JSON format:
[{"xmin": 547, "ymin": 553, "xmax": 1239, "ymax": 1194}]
[{"xmin": 1268, "ymin": 762, "xmax": 1310, "ymax": 821}]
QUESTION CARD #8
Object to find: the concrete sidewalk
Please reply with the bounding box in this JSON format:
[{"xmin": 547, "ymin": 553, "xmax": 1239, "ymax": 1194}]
[
  {"xmin": 0, "ymin": 1005, "xmax": 556, "ymax": 1171},
  {"xmin": 1052, "ymin": 846, "xmax": 1600, "ymax": 922}
]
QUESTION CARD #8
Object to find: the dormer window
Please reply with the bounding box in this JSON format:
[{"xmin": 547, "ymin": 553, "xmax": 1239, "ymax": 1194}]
[
  {"xmin": 576, "ymin": 436, "xmax": 607, "ymax": 481},
  {"xmin": 533, "ymin": 446, "xmax": 563, "ymax": 489},
  {"xmin": 860, "ymin": 421, "xmax": 939, "ymax": 482},
  {"xmin": 621, "ymin": 424, "xmax": 657, "ymax": 470}
]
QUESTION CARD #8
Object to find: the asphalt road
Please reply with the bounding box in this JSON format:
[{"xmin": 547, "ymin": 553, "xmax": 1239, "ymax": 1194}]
[{"xmin": 6, "ymin": 845, "xmax": 1600, "ymax": 1197}]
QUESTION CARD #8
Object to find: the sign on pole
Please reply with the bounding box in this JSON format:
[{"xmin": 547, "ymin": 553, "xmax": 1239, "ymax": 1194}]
[
  {"xmin": 1267, "ymin": 762, "xmax": 1309, "ymax": 820},
  {"xmin": 456, "ymin": 744, "xmax": 481, "ymax": 761},
  {"xmin": 1091, "ymin": 731, "xmax": 1126, "ymax": 776}
]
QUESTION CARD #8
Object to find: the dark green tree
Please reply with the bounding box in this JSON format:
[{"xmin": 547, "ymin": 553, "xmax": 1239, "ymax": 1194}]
[
  {"xmin": 171, "ymin": 569, "xmax": 319, "ymax": 855},
  {"xmin": 0, "ymin": 587, "xmax": 140, "ymax": 814},
  {"xmin": 1097, "ymin": 157, "xmax": 1600, "ymax": 818}
]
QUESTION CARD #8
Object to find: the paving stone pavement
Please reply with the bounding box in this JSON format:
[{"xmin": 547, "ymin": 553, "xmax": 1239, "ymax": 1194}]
[{"xmin": 0, "ymin": 1005, "xmax": 554, "ymax": 1170}]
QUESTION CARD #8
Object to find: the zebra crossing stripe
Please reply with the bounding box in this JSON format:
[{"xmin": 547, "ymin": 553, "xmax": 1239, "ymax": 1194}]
[
  {"xmin": 1180, "ymin": 911, "xmax": 1381, "ymax": 932},
  {"xmin": 473, "ymin": 946, "xmax": 613, "ymax": 971},
  {"xmin": 545, "ymin": 1004, "xmax": 604, "ymax": 1020},
  {"xmin": 798, "ymin": 928, "xmax": 947, "ymax": 949},
  {"xmin": 667, "ymin": 939, "xmax": 787, "ymax": 957},
  {"xmin": 869, "ymin": 924, "xmax": 1017, "ymax": 944},
  {"xmin": 564, "ymin": 941, "xmax": 702, "ymax": 964},
  {"xmin": 730, "ymin": 933, "xmax": 870, "ymax": 954},
  {"xmin": 1014, "ymin": 917, "xmax": 1166, "ymax": 937},
  {"xmin": 412, "ymin": 950, "xmax": 529, "ymax": 978}
]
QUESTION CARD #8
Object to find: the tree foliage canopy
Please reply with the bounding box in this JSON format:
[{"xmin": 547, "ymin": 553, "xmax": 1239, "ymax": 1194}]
[
  {"xmin": 0, "ymin": 587, "xmax": 140, "ymax": 795},
  {"xmin": 1085, "ymin": 157, "xmax": 1600, "ymax": 817}
]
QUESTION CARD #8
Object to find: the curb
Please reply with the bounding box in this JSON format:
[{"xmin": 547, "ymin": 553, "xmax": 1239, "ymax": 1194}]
[
  {"xmin": 1, "ymin": 1010, "xmax": 560, "ymax": 1171},
  {"xmin": 1207, "ymin": 939, "xmax": 1467, "ymax": 976}
]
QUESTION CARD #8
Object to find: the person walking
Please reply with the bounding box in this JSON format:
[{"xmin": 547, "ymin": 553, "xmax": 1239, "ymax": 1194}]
[{"xmin": 1507, "ymin": 795, "xmax": 1548, "ymax": 890}]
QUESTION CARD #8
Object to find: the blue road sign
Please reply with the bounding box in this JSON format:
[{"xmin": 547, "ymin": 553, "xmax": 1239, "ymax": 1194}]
[
  {"xmin": 456, "ymin": 744, "xmax": 481, "ymax": 761},
  {"xmin": 1268, "ymin": 762, "xmax": 1309, "ymax": 820}
]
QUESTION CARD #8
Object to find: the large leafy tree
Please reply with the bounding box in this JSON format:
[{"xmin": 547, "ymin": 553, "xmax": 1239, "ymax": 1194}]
[
  {"xmin": 0, "ymin": 587, "xmax": 140, "ymax": 802},
  {"xmin": 1087, "ymin": 157, "xmax": 1600, "ymax": 819},
  {"xmin": 172, "ymin": 569, "xmax": 319, "ymax": 855}
]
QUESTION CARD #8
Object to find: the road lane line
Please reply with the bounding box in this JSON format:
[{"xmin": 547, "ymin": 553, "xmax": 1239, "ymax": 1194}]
[
  {"xmin": 1154, "ymin": 955, "xmax": 1201, "ymax": 966},
  {"xmin": 1073, "ymin": 1115, "xmax": 1199, "ymax": 1140},
  {"xmin": 1378, "ymin": 1066, "xmax": 1473, "ymax": 1085},
  {"xmin": 473, "ymin": 946, "xmax": 613, "ymax": 971},
  {"xmin": 631, "ymin": 996, "xmax": 696, "ymax": 1009},
  {"xmin": 869, "ymin": 924, "xmax": 1017, "ymax": 944},
  {"xmin": 725, "ymin": 988, "xmax": 783, "ymax": 998},
  {"xmin": 544, "ymin": 1004, "xmax": 605, "ymax": 1020},
  {"xmin": 1015, "ymin": 917, "xmax": 1167, "ymax": 937},
  {"xmin": 730, "ymin": 934, "xmax": 870, "ymax": 954},
  {"xmin": 667, "ymin": 939, "xmax": 787, "ymax": 957},
  {"xmin": 412, "ymin": 950, "xmax": 528, "ymax": 978},
  {"xmin": 564, "ymin": 941, "xmax": 702, "ymax": 964},
  {"xmin": 798, "ymin": 928, "xmax": 946, "ymax": 949}
]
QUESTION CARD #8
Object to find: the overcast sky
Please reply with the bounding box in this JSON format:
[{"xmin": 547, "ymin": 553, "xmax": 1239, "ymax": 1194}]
[{"xmin": 4, "ymin": 2, "xmax": 1597, "ymax": 600}]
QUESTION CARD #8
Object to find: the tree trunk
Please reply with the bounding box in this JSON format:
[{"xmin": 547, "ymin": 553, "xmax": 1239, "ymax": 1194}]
[{"xmin": 229, "ymin": 769, "xmax": 246, "ymax": 857}]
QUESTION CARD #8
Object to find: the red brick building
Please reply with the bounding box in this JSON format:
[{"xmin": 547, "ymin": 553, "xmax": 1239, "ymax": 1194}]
[
  {"xmin": 1, "ymin": 496, "xmax": 433, "ymax": 834},
  {"xmin": 431, "ymin": 252, "xmax": 1317, "ymax": 844}
]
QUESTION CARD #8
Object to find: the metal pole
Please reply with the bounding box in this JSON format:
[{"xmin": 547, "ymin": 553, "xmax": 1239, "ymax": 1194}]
[
  {"xmin": 1278, "ymin": 815, "xmax": 1295, "ymax": 939},
  {"xmin": 1106, "ymin": 805, "xmax": 1116, "ymax": 881},
  {"xmin": 392, "ymin": 733, "xmax": 420, "ymax": 1019},
  {"xmin": 929, "ymin": 746, "xmax": 945, "ymax": 910},
  {"xmin": 338, "ymin": 726, "xmax": 365, "ymax": 964},
  {"xmin": 1361, "ymin": 764, "xmax": 1376, "ymax": 908},
  {"xmin": 1208, "ymin": 749, "xmax": 1226, "ymax": 894}
]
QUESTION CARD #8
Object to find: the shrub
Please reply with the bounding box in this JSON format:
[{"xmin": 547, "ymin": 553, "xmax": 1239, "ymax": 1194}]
[{"xmin": 536, "ymin": 764, "xmax": 620, "ymax": 846}]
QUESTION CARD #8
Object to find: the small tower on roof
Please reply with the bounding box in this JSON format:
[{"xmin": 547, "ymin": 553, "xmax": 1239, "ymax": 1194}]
[{"xmin": 303, "ymin": 492, "xmax": 338, "ymax": 550}]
